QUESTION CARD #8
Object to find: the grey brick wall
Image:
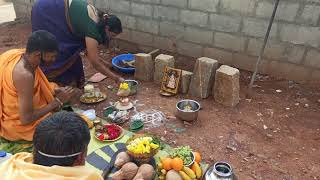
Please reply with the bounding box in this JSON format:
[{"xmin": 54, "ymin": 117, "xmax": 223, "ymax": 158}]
[{"xmin": 13, "ymin": 0, "xmax": 320, "ymax": 83}]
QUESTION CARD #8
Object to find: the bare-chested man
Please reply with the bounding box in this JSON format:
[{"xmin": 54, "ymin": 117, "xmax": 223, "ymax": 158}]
[{"xmin": 0, "ymin": 30, "xmax": 74, "ymax": 141}]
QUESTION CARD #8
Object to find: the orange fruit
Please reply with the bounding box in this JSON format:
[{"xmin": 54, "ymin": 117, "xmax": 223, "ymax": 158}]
[
  {"xmin": 191, "ymin": 163, "xmax": 197, "ymax": 173},
  {"xmin": 194, "ymin": 152, "xmax": 202, "ymax": 163},
  {"xmin": 171, "ymin": 158, "xmax": 184, "ymax": 171},
  {"xmin": 162, "ymin": 158, "xmax": 173, "ymax": 171}
]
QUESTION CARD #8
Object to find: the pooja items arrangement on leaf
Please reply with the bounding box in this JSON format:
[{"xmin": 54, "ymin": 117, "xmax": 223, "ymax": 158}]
[
  {"xmin": 114, "ymin": 97, "xmax": 134, "ymax": 111},
  {"xmin": 94, "ymin": 124, "xmax": 123, "ymax": 142},
  {"xmin": 80, "ymin": 84, "xmax": 107, "ymax": 104},
  {"xmin": 157, "ymin": 146, "xmax": 203, "ymax": 180}
]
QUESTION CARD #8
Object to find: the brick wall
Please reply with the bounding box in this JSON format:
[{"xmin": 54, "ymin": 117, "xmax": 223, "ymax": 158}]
[{"xmin": 13, "ymin": 0, "xmax": 320, "ymax": 83}]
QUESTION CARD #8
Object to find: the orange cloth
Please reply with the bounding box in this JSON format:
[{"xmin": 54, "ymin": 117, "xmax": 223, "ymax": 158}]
[
  {"xmin": 0, "ymin": 152, "xmax": 103, "ymax": 180},
  {"xmin": 0, "ymin": 49, "xmax": 55, "ymax": 141}
]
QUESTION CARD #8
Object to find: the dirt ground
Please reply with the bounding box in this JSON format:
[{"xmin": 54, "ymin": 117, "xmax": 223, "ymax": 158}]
[{"xmin": 1, "ymin": 22, "xmax": 319, "ymax": 180}]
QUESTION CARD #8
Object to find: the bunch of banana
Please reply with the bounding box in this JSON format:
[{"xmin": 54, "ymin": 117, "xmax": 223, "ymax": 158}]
[{"xmin": 179, "ymin": 162, "xmax": 202, "ymax": 180}]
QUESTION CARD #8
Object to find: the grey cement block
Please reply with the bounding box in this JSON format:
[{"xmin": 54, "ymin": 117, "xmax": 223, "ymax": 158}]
[
  {"xmin": 189, "ymin": 57, "xmax": 218, "ymax": 98},
  {"xmin": 209, "ymin": 14, "xmax": 241, "ymax": 33},
  {"xmin": 286, "ymin": 45, "xmax": 305, "ymax": 64},
  {"xmin": 242, "ymin": 18, "xmax": 277, "ymax": 38},
  {"xmin": 159, "ymin": 21, "xmax": 185, "ymax": 38},
  {"xmin": 154, "ymin": 54, "xmax": 175, "ymax": 83},
  {"xmin": 247, "ymin": 39, "xmax": 286, "ymax": 60},
  {"xmin": 131, "ymin": 31, "xmax": 153, "ymax": 45},
  {"xmin": 153, "ymin": 36, "xmax": 176, "ymax": 52},
  {"xmin": 180, "ymin": 10, "xmax": 208, "ymax": 27},
  {"xmin": 117, "ymin": 14, "xmax": 136, "ymax": 30},
  {"xmin": 256, "ymin": 1, "xmax": 299, "ymax": 22},
  {"xmin": 184, "ymin": 27, "xmax": 213, "ymax": 44},
  {"xmin": 116, "ymin": 28, "xmax": 131, "ymax": 41},
  {"xmin": 134, "ymin": 53, "xmax": 154, "ymax": 81},
  {"xmin": 189, "ymin": 0, "xmax": 219, "ymax": 12},
  {"xmin": 154, "ymin": 5, "xmax": 179, "ymax": 21},
  {"xmin": 214, "ymin": 32, "xmax": 246, "ymax": 52},
  {"xmin": 214, "ymin": 65, "xmax": 240, "ymax": 107},
  {"xmin": 177, "ymin": 41, "xmax": 203, "ymax": 58},
  {"xmin": 203, "ymin": 47, "xmax": 233, "ymax": 65},
  {"xmin": 179, "ymin": 70, "xmax": 193, "ymax": 94},
  {"xmin": 161, "ymin": 0, "xmax": 187, "ymax": 8},
  {"xmin": 280, "ymin": 25, "xmax": 320, "ymax": 48},
  {"xmin": 110, "ymin": 0, "xmax": 130, "ymax": 13},
  {"xmin": 305, "ymin": 49, "xmax": 320, "ymax": 69},
  {"xmin": 136, "ymin": 18, "xmax": 159, "ymax": 34},
  {"xmin": 133, "ymin": 0, "xmax": 160, "ymax": 3},
  {"xmin": 220, "ymin": 0, "xmax": 256, "ymax": 15},
  {"xmin": 131, "ymin": 2, "xmax": 153, "ymax": 17},
  {"xmin": 300, "ymin": 5, "xmax": 320, "ymax": 25}
]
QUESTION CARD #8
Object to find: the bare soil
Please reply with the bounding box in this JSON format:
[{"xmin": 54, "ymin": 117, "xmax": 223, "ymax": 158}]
[{"xmin": 1, "ymin": 22, "xmax": 319, "ymax": 180}]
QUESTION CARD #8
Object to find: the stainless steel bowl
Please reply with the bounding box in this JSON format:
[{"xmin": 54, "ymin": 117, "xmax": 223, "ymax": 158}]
[{"xmin": 176, "ymin": 99, "xmax": 200, "ymax": 121}]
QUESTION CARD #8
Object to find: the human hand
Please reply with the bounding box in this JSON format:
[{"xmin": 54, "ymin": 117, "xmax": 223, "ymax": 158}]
[{"xmin": 55, "ymin": 87, "xmax": 75, "ymax": 104}]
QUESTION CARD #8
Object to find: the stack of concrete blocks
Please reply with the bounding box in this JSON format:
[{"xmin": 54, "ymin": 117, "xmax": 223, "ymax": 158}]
[
  {"xmin": 214, "ymin": 65, "xmax": 240, "ymax": 107},
  {"xmin": 134, "ymin": 53, "xmax": 154, "ymax": 81},
  {"xmin": 189, "ymin": 57, "xmax": 219, "ymax": 99},
  {"xmin": 153, "ymin": 54, "xmax": 175, "ymax": 84}
]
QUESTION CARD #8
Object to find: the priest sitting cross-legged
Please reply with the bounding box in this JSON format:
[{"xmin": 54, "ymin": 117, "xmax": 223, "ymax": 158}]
[
  {"xmin": 0, "ymin": 111, "xmax": 103, "ymax": 180},
  {"xmin": 0, "ymin": 30, "xmax": 74, "ymax": 142}
]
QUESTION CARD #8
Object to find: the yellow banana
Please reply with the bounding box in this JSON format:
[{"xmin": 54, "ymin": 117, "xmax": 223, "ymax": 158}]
[
  {"xmin": 179, "ymin": 171, "xmax": 192, "ymax": 180},
  {"xmin": 183, "ymin": 166, "xmax": 196, "ymax": 179},
  {"xmin": 193, "ymin": 162, "xmax": 202, "ymax": 178}
]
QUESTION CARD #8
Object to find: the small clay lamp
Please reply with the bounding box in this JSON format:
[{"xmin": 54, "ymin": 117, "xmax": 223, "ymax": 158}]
[{"xmin": 120, "ymin": 97, "xmax": 130, "ymax": 106}]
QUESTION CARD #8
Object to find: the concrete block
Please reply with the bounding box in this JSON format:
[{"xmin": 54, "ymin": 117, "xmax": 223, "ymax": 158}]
[
  {"xmin": 247, "ymin": 39, "xmax": 286, "ymax": 60},
  {"xmin": 214, "ymin": 32, "xmax": 246, "ymax": 52},
  {"xmin": 136, "ymin": 18, "xmax": 159, "ymax": 34},
  {"xmin": 180, "ymin": 10, "xmax": 208, "ymax": 27},
  {"xmin": 203, "ymin": 47, "xmax": 233, "ymax": 65},
  {"xmin": 189, "ymin": 57, "xmax": 218, "ymax": 98},
  {"xmin": 134, "ymin": 53, "xmax": 154, "ymax": 81},
  {"xmin": 153, "ymin": 36, "xmax": 176, "ymax": 52},
  {"xmin": 209, "ymin": 14, "xmax": 241, "ymax": 33},
  {"xmin": 214, "ymin": 65, "xmax": 240, "ymax": 107},
  {"xmin": 154, "ymin": 54, "xmax": 175, "ymax": 83},
  {"xmin": 109, "ymin": 0, "xmax": 130, "ymax": 13},
  {"xmin": 161, "ymin": 0, "xmax": 187, "ymax": 8},
  {"xmin": 179, "ymin": 70, "xmax": 193, "ymax": 94},
  {"xmin": 280, "ymin": 25, "xmax": 320, "ymax": 48},
  {"xmin": 300, "ymin": 5, "xmax": 320, "ymax": 25},
  {"xmin": 184, "ymin": 27, "xmax": 213, "ymax": 44},
  {"xmin": 220, "ymin": 0, "xmax": 255, "ymax": 15},
  {"xmin": 310, "ymin": 70, "xmax": 320, "ymax": 83},
  {"xmin": 133, "ymin": 0, "xmax": 160, "ymax": 4},
  {"xmin": 177, "ymin": 41, "xmax": 203, "ymax": 58},
  {"xmin": 94, "ymin": 0, "xmax": 108, "ymax": 10},
  {"xmin": 242, "ymin": 18, "xmax": 277, "ymax": 38},
  {"xmin": 232, "ymin": 53, "xmax": 258, "ymax": 71},
  {"xmin": 159, "ymin": 21, "xmax": 184, "ymax": 38},
  {"xmin": 131, "ymin": 2, "xmax": 153, "ymax": 17},
  {"xmin": 189, "ymin": 0, "xmax": 219, "ymax": 12},
  {"xmin": 116, "ymin": 28, "xmax": 131, "ymax": 41},
  {"xmin": 286, "ymin": 45, "xmax": 305, "ymax": 64},
  {"xmin": 266, "ymin": 61, "xmax": 310, "ymax": 83},
  {"xmin": 117, "ymin": 14, "xmax": 136, "ymax": 30},
  {"xmin": 256, "ymin": 1, "xmax": 299, "ymax": 22},
  {"xmin": 154, "ymin": 5, "xmax": 179, "ymax": 21},
  {"xmin": 131, "ymin": 31, "xmax": 153, "ymax": 45},
  {"xmin": 305, "ymin": 49, "xmax": 320, "ymax": 69}
]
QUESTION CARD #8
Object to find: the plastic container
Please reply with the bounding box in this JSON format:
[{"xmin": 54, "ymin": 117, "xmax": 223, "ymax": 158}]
[
  {"xmin": 0, "ymin": 151, "xmax": 12, "ymax": 164},
  {"xmin": 82, "ymin": 109, "xmax": 96, "ymax": 120},
  {"xmin": 112, "ymin": 54, "xmax": 135, "ymax": 74}
]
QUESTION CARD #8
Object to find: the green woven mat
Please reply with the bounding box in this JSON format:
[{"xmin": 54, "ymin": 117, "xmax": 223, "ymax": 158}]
[{"xmin": 0, "ymin": 137, "xmax": 33, "ymax": 154}]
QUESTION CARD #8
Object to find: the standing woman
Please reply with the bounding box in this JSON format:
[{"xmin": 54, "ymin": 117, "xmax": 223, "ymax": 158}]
[{"xmin": 31, "ymin": 0, "xmax": 124, "ymax": 87}]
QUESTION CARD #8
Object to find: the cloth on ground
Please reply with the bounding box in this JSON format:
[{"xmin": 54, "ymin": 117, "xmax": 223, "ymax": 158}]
[{"xmin": 0, "ymin": 152, "xmax": 103, "ymax": 180}]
